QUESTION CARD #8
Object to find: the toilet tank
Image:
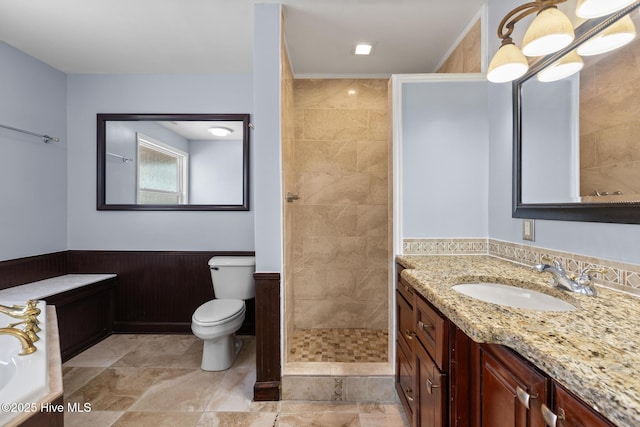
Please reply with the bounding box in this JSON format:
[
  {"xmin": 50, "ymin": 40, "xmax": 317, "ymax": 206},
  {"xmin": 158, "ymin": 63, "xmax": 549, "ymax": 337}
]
[{"xmin": 208, "ymin": 256, "xmax": 256, "ymax": 300}]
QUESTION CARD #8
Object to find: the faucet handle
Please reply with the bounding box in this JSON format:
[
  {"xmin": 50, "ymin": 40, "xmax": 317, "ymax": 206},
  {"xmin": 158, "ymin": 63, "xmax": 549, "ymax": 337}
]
[{"xmin": 541, "ymin": 256, "xmax": 564, "ymax": 272}]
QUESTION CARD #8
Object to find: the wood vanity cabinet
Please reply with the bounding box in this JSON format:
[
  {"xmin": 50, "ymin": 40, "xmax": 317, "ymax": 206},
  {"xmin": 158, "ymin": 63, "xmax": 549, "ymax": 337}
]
[
  {"xmin": 396, "ymin": 265, "xmax": 449, "ymax": 427},
  {"xmin": 396, "ymin": 265, "xmax": 417, "ymax": 425},
  {"xmin": 474, "ymin": 344, "xmax": 549, "ymax": 427},
  {"xmin": 541, "ymin": 382, "xmax": 615, "ymax": 427},
  {"xmin": 395, "ymin": 264, "xmax": 618, "ymax": 427}
]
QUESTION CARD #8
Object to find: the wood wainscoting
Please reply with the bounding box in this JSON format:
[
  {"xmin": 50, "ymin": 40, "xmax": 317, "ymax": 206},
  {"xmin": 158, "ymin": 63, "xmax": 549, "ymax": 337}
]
[
  {"xmin": 0, "ymin": 251, "xmax": 68, "ymax": 290},
  {"xmin": 67, "ymin": 251, "xmax": 256, "ymax": 334},
  {"xmin": 254, "ymin": 272, "xmax": 281, "ymax": 401},
  {"xmin": 0, "ymin": 251, "xmax": 256, "ymax": 335}
]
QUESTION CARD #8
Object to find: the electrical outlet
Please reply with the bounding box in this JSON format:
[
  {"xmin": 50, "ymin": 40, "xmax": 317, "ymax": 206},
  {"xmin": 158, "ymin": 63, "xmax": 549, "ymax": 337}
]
[{"xmin": 523, "ymin": 219, "xmax": 535, "ymax": 241}]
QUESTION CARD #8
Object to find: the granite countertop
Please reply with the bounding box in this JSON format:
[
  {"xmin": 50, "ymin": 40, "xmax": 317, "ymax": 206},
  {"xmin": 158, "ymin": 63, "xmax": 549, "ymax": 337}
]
[{"xmin": 396, "ymin": 255, "xmax": 639, "ymax": 427}]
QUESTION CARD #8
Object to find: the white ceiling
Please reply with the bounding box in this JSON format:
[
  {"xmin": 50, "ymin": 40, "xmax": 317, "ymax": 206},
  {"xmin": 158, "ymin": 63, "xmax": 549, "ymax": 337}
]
[{"xmin": 0, "ymin": 0, "xmax": 486, "ymax": 76}]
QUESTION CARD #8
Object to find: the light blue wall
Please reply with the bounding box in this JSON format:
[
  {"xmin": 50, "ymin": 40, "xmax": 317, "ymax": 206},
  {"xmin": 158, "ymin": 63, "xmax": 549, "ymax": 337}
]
[
  {"xmin": 0, "ymin": 42, "xmax": 67, "ymax": 261},
  {"xmin": 402, "ymin": 78, "xmax": 489, "ymax": 238},
  {"xmin": 252, "ymin": 3, "xmax": 283, "ymax": 273},
  {"xmin": 67, "ymin": 73, "xmax": 255, "ymax": 251},
  {"xmin": 189, "ymin": 139, "xmax": 244, "ymax": 205},
  {"xmin": 487, "ymin": 0, "xmax": 640, "ymax": 265}
]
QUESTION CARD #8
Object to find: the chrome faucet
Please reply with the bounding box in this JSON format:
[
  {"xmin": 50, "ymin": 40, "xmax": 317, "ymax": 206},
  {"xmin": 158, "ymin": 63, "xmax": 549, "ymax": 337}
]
[
  {"xmin": 0, "ymin": 327, "xmax": 37, "ymax": 355},
  {"xmin": 534, "ymin": 258, "xmax": 602, "ymax": 297}
]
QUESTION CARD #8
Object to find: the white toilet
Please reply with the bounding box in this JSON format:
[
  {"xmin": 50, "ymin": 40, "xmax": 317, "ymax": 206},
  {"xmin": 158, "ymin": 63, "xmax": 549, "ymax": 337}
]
[{"xmin": 191, "ymin": 256, "xmax": 256, "ymax": 371}]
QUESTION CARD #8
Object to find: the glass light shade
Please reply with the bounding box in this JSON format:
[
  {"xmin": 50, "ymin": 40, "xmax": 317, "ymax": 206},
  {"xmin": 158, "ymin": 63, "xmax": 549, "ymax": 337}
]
[
  {"xmin": 487, "ymin": 43, "xmax": 529, "ymax": 83},
  {"xmin": 522, "ymin": 8, "xmax": 575, "ymax": 57},
  {"xmin": 577, "ymin": 15, "xmax": 636, "ymax": 56},
  {"xmin": 537, "ymin": 51, "xmax": 584, "ymax": 82},
  {"xmin": 575, "ymin": 0, "xmax": 636, "ymax": 19},
  {"xmin": 208, "ymin": 127, "xmax": 233, "ymax": 136}
]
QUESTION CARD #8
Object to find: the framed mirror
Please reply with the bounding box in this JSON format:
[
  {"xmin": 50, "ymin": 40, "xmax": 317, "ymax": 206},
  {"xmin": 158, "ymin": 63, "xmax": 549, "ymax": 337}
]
[
  {"xmin": 513, "ymin": 4, "xmax": 640, "ymax": 223},
  {"xmin": 97, "ymin": 113, "xmax": 250, "ymax": 211}
]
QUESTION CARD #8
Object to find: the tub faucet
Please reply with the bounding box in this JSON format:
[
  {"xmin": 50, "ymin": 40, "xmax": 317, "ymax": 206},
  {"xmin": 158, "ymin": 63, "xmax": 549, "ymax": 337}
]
[
  {"xmin": 0, "ymin": 327, "xmax": 37, "ymax": 355},
  {"xmin": 534, "ymin": 258, "xmax": 601, "ymax": 297},
  {"xmin": 1, "ymin": 300, "xmax": 41, "ymax": 342}
]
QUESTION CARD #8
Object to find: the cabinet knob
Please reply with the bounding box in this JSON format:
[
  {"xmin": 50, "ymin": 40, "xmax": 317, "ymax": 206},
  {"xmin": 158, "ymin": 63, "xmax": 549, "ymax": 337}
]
[
  {"xmin": 516, "ymin": 385, "xmax": 536, "ymax": 409},
  {"xmin": 426, "ymin": 378, "xmax": 440, "ymax": 394},
  {"xmin": 405, "ymin": 387, "xmax": 414, "ymax": 402},
  {"xmin": 418, "ymin": 320, "xmax": 433, "ymax": 331},
  {"xmin": 541, "ymin": 404, "xmax": 565, "ymax": 427}
]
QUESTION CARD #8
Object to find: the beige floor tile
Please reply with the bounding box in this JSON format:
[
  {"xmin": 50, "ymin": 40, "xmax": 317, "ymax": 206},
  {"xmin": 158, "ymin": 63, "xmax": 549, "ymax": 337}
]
[
  {"xmin": 129, "ymin": 369, "xmax": 226, "ymax": 412},
  {"xmin": 62, "ymin": 366, "xmax": 106, "ymax": 397},
  {"xmin": 280, "ymin": 400, "xmax": 360, "ymax": 413},
  {"xmin": 63, "ymin": 410, "xmax": 123, "ymax": 427},
  {"xmin": 359, "ymin": 412, "xmax": 409, "ymax": 427},
  {"xmin": 197, "ymin": 411, "xmax": 278, "ymax": 427},
  {"xmin": 112, "ymin": 411, "xmax": 202, "ymax": 427},
  {"xmin": 112, "ymin": 334, "xmax": 202, "ymax": 368},
  {"xmin": 66, "ymin": 367, "xmax": 190, "ymax": 411},
  {"xmin": 277, "ymin": 412, "xmax": 361, "ymax": 427},
  {"xmin": 63, "ymin": 334, "xmax": 149, "ymax": 367},
  {"xmin": 205, "ymin": 367, "xmax": 255, "ymax": 412},
  {"xmin": 233, "ymin": 336, "xmax": 256, "ymax": 369}
]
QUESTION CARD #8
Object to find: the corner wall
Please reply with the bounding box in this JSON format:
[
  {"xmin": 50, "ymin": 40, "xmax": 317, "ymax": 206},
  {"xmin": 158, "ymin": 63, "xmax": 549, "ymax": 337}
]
[{"xmin": 0, "ymin": 42, "xmax": 68, "ymax": 261}]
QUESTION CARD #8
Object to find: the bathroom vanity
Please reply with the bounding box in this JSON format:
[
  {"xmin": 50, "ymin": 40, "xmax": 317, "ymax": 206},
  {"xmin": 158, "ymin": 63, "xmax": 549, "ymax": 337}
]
[{"xmin": 395, "ymin": 256, "xmax": 636, "ymax": 427}]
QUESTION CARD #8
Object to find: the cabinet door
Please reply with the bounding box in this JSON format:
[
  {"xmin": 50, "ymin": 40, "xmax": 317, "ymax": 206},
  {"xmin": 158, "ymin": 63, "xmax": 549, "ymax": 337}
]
[
  {"xmin": 396, "ymin": 341, "xmax": 417, "ymax": 426},
  {"xmin": 397, "ymin": 290, "xmax": 416, "ymax": 361},
  {"xmin": 540, "ymin": 382, "xmax": 615, "ymax": 427},
  {"xmin": 417, "ymin": 342, "xmax": 447, "ymax": 427},
  {"xmin": 477, "ymin": 344, "xmax": 548, "ymax": 427}
]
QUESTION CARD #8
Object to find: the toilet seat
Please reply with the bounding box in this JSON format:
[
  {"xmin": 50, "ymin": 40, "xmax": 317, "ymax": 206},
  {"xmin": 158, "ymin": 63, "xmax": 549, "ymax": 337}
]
[{"xmin": 192, "ymin": 299, "xmax": 245, "ymax": 326}]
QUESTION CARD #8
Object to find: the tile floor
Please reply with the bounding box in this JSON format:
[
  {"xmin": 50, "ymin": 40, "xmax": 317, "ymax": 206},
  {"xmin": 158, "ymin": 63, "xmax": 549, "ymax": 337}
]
[
  {"xmin": 288, "ymin": 329, "xmax": 388, "ymax": 363},
  {"xmin": 62, "ymin": 334, "xmax": 409, "ymax": 426}
]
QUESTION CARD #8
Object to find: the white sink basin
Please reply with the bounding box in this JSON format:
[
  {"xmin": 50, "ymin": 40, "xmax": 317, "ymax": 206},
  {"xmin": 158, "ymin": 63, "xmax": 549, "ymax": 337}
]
[{"xmin": 452, "ymin": 283, "xmax": 576, "ymax": 312}]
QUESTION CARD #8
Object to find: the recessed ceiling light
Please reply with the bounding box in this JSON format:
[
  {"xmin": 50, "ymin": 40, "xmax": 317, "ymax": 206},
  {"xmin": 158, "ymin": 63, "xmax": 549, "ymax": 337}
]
[
  {"xmin": 208, "ymin": 127, "xmax": 233, "ymax": 137},
  {"xmin": 354, "ymin": 43, "xmax": 374, "ymax": 55}
]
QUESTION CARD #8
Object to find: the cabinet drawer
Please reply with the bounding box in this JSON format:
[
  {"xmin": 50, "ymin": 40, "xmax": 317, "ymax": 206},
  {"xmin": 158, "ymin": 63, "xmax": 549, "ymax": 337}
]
[
  {"xmin": 417, "ymin": 342, "xmax": 447, "ymax": 427},
  {"xmin": 396, "ymin": 341, "xmax": 416, "ymax": 419},
  {"xmin": 415, "ymin": 295, "xmax": 448, "ymax": 371},
  {"xmin": 547, "ymin": 382, "xmax": 615, "ymax": 427},
  {"xmin": 397, "ymin": 274, "xmax": 416, "ymax": 305},
  {"xmin": 397, "ymin": 290, "xmax": 416, "ymax": 360}
]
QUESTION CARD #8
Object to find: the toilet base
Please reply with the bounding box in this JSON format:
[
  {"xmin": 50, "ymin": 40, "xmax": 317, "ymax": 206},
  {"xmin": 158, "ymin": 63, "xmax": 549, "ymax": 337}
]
[{"xmin": 200, "ymin": 334, "xmax": 244, "ymax": 371}]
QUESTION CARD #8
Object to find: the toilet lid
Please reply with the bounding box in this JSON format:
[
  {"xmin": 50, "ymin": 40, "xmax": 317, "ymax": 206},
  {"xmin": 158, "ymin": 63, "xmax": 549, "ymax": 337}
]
[{"xmin": 193, "ymin": 299, "xmax": 245, "ymax": 325}]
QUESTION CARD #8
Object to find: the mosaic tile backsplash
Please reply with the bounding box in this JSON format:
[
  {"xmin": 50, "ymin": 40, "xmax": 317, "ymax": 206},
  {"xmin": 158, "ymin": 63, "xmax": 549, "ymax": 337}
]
[{"xmin": 403, "ymin": 238, "xmax": 640, "ymax": 294}]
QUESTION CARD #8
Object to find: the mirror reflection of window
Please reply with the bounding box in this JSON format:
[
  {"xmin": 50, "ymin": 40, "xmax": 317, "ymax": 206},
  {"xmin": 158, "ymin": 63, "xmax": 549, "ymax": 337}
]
[{"xmin": 136, "ymin": 133, "xmax": 189, "ymax": 204}]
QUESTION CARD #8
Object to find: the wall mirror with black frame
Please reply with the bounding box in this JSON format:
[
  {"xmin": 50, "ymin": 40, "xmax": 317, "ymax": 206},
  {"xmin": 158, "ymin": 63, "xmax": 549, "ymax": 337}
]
[
  {"xmin": 513, "ymin": 4, "xmax": 640, "ymax": 223},
  {"xmin": 97, "ymin": 113, "xmax": 250, "ymax": 211}
]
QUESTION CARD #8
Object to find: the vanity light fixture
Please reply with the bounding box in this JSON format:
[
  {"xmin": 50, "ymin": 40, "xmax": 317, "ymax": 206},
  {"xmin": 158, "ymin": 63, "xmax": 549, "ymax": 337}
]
[
  {"xmin": 577, "ymin": 14, "xmax": 636, "ymax": 56},
  {"xmin": 207, "ymin": 127, "xmax": 233, "ymax": 137},
  {"xmin": 488, "ymin": 0, "xmax": 574, "ymax": 83},
  {"xmin": 354, "ymin": 43, "xmax": 374, "ymax": 55},
  {"xmin": 537, "ymin": 50, "xmax": 584, "ymax": 81},
  {"xmin": 575, "ymin": 0, "xmax": 637, "ymax": 18}
]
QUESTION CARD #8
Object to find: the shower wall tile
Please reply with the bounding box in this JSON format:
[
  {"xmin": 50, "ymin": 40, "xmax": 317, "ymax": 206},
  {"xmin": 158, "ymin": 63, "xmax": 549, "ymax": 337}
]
[
  {"xmin": 302, "ymin": 109, "xmax": 370, "ymax": 141},
  {"xmin": 355, "ymin": 269, "xmax": 388, "ymax": 301},
  {"xmin": 294, "ymin": 139, "xmax": 357, "ymax": 173},
  {"xmin": 294, "ymin": 268, "xmax": 357, "ymax": 299},
  {"xmin": 302, "ymin": 236, "xmax": 367, "ymax": 268},
  {"xmin": 357, "ymin": 140, "xmax": 388, "ymax": 174},
  {"xmin": 288, "ymin": 79, "xmax": 390, "ymax": 331},
  {"xmin": 293, "ymin": 205, "xmax": 358, "ymax": 237},
  {"xmin": 357, "ymin": 205, "xmax": 388, "ymax": 237},
  {"xmin": 301, "ymin": 172, "xmax": 370, "ymax": 205}
]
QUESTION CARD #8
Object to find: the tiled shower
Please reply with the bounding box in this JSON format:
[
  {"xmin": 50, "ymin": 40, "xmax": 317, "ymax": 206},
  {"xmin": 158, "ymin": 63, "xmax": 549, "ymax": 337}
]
[{"xmin": 282, "ymin": 71, "xmax": 392, "ymax": 371}]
